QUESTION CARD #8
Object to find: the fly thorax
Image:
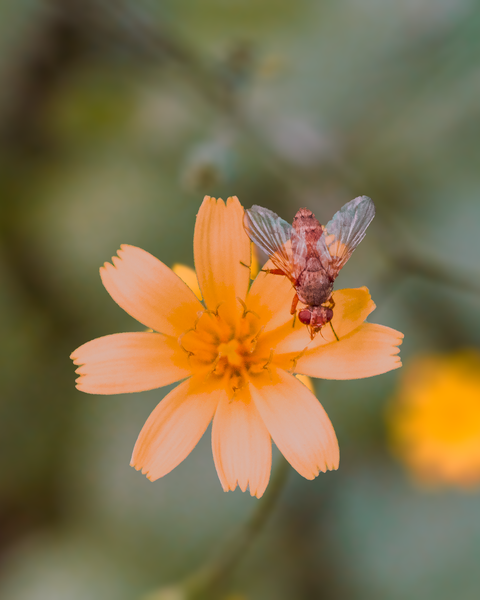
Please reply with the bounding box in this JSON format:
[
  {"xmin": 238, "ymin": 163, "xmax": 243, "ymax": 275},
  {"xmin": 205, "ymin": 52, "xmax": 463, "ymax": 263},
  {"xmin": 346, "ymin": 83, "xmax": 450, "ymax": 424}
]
[{"xmin": 306, "ymin": 257, "xmax": 322, "ymax": 271}]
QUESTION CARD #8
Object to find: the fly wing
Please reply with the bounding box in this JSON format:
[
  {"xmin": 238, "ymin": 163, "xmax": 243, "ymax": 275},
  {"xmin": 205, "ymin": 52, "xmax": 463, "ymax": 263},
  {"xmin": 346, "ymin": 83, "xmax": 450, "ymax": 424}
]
[
  {"xmin": 290, "ymin": 226, "xmax": 308, "ymax": 280},
  {"xmin": 321, "ymin": 196, "xmax": 375, "ymax": 278},
  {"xmin": 244, "ymin": 205, "xmax": 294, "ymax": 280}
]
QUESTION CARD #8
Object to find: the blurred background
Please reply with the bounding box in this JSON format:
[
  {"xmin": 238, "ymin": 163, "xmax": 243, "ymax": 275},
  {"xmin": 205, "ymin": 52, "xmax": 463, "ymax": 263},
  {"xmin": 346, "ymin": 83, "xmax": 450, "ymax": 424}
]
[{"xmin": 1, "ymin": 1, "xmax": 480, "ymax": 599}]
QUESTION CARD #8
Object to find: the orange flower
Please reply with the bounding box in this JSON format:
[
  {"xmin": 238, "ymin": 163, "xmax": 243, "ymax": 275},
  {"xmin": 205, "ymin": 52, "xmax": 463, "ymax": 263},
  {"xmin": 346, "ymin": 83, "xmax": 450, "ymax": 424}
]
[
  {"xmin": 71, "ymin": 196, "xmax": 403, "ymax": 497},
  {"xmin": 387, "ymin": 350, "xmax": 480, "ymax": 488}
]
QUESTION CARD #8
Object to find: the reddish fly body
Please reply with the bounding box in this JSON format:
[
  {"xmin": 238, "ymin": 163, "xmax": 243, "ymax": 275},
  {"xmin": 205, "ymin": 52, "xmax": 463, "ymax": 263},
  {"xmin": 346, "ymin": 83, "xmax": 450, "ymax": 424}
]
[{"xmin": 244, "ymin": 197, "xmax": 375, "ymax": 339}]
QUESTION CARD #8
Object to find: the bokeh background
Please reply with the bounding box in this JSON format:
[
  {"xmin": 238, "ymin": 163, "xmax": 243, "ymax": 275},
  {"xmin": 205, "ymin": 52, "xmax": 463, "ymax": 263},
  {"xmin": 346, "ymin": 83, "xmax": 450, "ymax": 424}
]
[{"xmin": 1, "ymin": 1, "xmax": 480, "ymax": 599}]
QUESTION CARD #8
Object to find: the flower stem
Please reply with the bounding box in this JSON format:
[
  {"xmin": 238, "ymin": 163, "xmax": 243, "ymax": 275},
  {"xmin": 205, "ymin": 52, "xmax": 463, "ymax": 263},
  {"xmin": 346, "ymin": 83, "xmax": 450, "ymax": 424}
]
[{"xmin": 183, "ymin": 456, "xmax": 290, "ymax": 599}]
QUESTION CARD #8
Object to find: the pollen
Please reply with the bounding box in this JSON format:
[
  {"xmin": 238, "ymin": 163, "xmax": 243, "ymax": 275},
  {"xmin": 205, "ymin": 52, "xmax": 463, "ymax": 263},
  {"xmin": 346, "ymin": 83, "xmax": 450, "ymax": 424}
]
[
  {"xmin": 218, "ymin": 339, "xmax": 243, "ymax": 367},
  {"xmin": 179, "ymin": 301, "xmax": 270, "ymax": 395}
]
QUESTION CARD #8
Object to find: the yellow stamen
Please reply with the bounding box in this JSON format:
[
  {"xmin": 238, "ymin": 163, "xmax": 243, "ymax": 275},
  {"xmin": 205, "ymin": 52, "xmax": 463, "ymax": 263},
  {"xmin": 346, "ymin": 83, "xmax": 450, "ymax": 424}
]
[{"xmin": 179, "ymin": 303, "xmax": 275, "ymax": 394}]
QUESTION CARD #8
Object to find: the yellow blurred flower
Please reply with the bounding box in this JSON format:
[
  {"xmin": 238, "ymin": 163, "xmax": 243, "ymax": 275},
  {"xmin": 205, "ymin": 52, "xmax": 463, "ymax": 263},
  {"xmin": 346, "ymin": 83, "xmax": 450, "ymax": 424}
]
[
  {"xmin": 172, "ymin": 263, "xmax": 202, "ymax": 300},
  {"xmin": 71, "ymin": 196, "xmax": 403, "ymax": 497},
  {"xmin": 387, "ymin": 349, "xmax": 480, "ymax": 488}
]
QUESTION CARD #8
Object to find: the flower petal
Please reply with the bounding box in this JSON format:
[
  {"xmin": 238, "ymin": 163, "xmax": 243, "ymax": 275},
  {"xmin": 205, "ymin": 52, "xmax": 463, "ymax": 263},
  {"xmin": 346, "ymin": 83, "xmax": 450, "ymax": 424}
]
[
  {"xmin": 100, "ymin": 245, "xmax": 204, "ymax": 336},
  {"xmin": 71, "ymin": 333, "xmax": 191, "ymax": 394},
  {"xmin": 131, "ymin": 377, "xmax": 223, "ymax": 481},
  {"xmin": 267, "ymin": 287, "xmax": 376, "ymax": 359},
  {"xmin": 247, "ymin": 257, "xmax": 297, "ymax": 333},
  {"xmin": 194, "ymin": 196, "xmax": 251, "ymax": 311},
  {"xmin": 212, "ymin": 388, "xmax": 272, "ymax": 498},
  {"xmin": 250, "ymin": 369, "xmax": 339, "ymax": 479},
  {"xmin": 172, "ymin": 263, "xmax": 202, "ymax": 300},
  {"xmin": 295, "ymin": 374, "xmax": 315, "ymax": 393},
  {"xmin": 250, "ymin": 243, "xmax": 260, "ymax": 279},
  {"xmin": 295, "ymin": 323, "xmax": 403, "ymax": 380}
]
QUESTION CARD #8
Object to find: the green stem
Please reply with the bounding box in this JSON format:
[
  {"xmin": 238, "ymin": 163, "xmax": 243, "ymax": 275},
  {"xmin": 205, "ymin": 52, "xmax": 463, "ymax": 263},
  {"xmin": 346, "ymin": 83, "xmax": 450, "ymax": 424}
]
[{"xmin": 183, "ymin": 456, "xmax": 290, "ymax": 599}]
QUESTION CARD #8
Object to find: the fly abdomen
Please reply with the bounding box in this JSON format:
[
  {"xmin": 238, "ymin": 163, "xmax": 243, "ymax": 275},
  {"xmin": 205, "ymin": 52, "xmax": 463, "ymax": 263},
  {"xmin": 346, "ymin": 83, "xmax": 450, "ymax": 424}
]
[{"xmin": 296, "ymin": 271, "xmax": 333, "ymax": 306}]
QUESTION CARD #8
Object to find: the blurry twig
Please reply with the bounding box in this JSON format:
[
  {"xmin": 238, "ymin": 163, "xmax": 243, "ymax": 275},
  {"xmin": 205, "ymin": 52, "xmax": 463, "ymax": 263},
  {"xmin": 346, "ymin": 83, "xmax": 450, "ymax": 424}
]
[
  {"xmin": 375, "ymin": 209, "xmax": 480, "ymax": 298},
  {"xmin": 184, "ymin": 456, "xmax": 289, "ymax": 600},
  {"xmin": 113, "ymin": 2, "xmax": 480, "ymax": 309},
  {"xmin": 391, "ymin": 253, "xmax": 480, "ymax": 297},
  {"xmin": 94, "ymin": 1, "xmax": 310, "ymax": 196},
  {"xmin": 146, "ymin": 456, "xmax": 290, "ymax": 600}
]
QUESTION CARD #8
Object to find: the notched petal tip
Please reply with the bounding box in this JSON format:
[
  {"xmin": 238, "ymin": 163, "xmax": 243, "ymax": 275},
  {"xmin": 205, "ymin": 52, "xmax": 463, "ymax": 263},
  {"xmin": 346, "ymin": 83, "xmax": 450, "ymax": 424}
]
[
  {"xmin": 212, "ymin": 390, "xmax": 272, "ymax": 498},
  {"xmin": 200, "ymin": 195, "xmax": 224, "ymax": 210},
  {"xmin": 235, "ymin": 480, "xmax": 245, "ymax": 493},
  {"xmin": 71, "ymin": 333, "xmax": 191, "ymax": 395},
  {"xmin": 129, "ymin": 454, "xmax": 145, "ymax": 474},
  {"xmin": 220, "ymin": 480, "xmax": 266, "ymax": 498},
  {"xmin": 132, "ymin": 378, "xmax": 221, "ymax": 483},
  {"xmin": 250, "ymin": 370, "xmax": 339, "ymax": 482},
  {"xmin": 74, "ymin": 375, "xmax": 85, "ymax": 388},
  {"xmin": 99, "ymin": 244, "xmax": 203, "ymax": 336},
  {"xmin": 310, "ymin": 452, "xmax": 341, "ymax": 477},
  {"xmin": 325, "ymin": 460, "xmax": 340, "ymax": 472},
  {"xmin": 226, "ymin": 195, "xmax": 240, "ymax": 207},
  {"xmin": 131, "ymin": 460, "xmax": 155, "ymax": 481},
  {"xmin": 296, "ymin": 323, "xmax": 404, "ymax": 380},
  {"xmin": 70, "ymin": 338, "xmax": 92, "ymax": 365},
  {"xmin": 203, "ymin": 196, "xmax": 240, "ymax": 208},
  {"xmin": 389, "ymin": 332, "xmax": 404, "ymax": 362},
  {"xmin": 220, "ymin": 481, "xmax": 266, "ymax": 497}
]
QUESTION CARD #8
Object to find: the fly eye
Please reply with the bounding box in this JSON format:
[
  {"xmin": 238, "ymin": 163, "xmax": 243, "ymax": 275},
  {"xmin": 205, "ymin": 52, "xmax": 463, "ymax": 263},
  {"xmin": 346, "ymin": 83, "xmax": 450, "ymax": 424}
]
[{"xmin": 298, "ymin": 309, "xmax": 311, "ymax": 325}]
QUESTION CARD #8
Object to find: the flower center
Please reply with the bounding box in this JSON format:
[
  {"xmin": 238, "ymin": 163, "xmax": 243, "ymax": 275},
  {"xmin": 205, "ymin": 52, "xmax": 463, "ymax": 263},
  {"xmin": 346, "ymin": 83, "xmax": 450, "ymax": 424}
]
[
  {"xmin": 218, "ymin": 339, "xmax": 243, "ymax": 367},
  {"xmin": 179, "ymin": 302, "xmax": 271, "ymax": 394}
]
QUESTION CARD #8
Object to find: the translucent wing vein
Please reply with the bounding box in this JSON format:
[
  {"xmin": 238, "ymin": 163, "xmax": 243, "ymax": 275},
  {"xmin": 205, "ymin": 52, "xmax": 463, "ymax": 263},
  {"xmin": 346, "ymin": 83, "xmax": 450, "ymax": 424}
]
[
  {"xmin": 244, "ymin": 205, "xmax": 294, "ymax": 279},
  {"xmin": 323, "ymin": 196, "xmax": 375, "ymax": 276}
]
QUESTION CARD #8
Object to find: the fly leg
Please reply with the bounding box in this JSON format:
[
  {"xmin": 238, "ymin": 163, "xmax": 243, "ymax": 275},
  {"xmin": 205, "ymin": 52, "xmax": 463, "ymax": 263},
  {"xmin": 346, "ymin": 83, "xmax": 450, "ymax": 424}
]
[
  {"xmin": 290, "ymin": 293, "xmax": 299, "ymax": 315},
  {"xmin": 290, "ymin": 293, "xmax": 299, "ymax": 328},
  {"xmin": 325, "ymin": 296, "xmax": 339, "ymax": 341},
  {"xmin": 262, "ymin": 268, "xmax": 289, "ymax": 276},
  {"xmin": 329, "ymin": 321, "xmax": 339, "ymax": 341}
]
